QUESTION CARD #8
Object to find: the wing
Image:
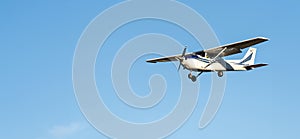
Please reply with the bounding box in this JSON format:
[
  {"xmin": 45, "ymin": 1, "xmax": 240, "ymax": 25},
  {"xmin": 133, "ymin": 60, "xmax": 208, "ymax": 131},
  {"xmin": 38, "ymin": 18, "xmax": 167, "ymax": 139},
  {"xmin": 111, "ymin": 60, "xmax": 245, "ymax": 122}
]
[
  {"xmin": 146, "ymin": 53, "xmax": 196, "ymax": 63},
  {"xmin": 194, "ymin": 37, "xmax": 269, "ymax": 58},
  {"xmin": 146, "ymin": 54, "xmax": 179, "ymax": 63}
]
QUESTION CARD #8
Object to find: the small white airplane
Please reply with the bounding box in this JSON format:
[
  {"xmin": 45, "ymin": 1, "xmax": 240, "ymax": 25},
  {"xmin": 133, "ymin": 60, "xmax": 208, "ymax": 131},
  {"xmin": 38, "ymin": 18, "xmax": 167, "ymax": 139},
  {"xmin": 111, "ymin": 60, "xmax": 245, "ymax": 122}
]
[{"xmin": 146, "ymin": 37, "xmax": 269, "ymax": 82}]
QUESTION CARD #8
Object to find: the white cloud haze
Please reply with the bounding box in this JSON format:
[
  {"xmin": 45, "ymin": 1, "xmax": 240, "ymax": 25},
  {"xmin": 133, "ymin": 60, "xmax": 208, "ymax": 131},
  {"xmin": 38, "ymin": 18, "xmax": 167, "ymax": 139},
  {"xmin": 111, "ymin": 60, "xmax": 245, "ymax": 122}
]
[{"xmin": 48, "ymin": 122, "xmax": 85, "ymax": 138}]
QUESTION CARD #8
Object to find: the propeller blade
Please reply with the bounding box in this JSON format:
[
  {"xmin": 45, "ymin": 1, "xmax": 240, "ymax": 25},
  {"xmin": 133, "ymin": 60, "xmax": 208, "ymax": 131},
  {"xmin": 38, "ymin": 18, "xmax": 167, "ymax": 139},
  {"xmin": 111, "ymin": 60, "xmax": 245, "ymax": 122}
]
[
  {"xmin": 178, "ymin": 63, "xmax": 182, "ymax": 71},
  {"xmin": 182, "ymin": 47, "xmax": 187, "ymax": 57},
  {"xmin": 178, "ymin": 47, "xmax": 187, "ymax": 72}
]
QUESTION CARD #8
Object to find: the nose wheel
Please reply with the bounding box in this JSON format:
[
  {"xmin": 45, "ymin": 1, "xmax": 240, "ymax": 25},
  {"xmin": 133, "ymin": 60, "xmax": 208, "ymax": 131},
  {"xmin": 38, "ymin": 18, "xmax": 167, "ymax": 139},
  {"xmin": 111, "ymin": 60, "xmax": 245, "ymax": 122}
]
[
  {"xmin": 188, "ymin": 73, "xmax": 197, "ymax": 82},
  {"xmin": 217, "ymin": 71, "xmax": 223, "ymax": 77}
]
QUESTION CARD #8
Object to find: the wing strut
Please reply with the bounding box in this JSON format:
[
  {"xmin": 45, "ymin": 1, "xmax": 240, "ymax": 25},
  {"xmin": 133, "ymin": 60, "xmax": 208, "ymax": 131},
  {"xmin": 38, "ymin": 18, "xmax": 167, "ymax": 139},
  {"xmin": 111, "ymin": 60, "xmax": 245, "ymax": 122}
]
[{"xmin": 204, "ymin": 47, "xmax": 227, "ymax": 68}]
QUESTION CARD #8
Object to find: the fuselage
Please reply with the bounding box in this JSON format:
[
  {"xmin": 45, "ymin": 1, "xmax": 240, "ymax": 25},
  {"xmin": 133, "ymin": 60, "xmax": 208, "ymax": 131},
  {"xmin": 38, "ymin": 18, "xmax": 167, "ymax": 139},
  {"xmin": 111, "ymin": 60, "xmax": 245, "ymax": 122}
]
[{"xmin": 181, "ymin": 55, "xmax": 247, "ymax": 72}]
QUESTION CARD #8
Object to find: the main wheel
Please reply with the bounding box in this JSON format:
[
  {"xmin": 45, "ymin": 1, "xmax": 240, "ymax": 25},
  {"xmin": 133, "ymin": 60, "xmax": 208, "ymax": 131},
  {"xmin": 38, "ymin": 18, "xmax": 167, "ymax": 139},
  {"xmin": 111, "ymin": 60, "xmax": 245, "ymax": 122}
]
[
  {"xmin": 217, "ymin": 71, "xmax": 223, "ymax": 77},
  {"xmin": 188, "ymin": 73, "xmax": 193, "ymax": 79},
  {"xmin": 191, "ymin": 75, "xmax": 197, "ymax": 82}
]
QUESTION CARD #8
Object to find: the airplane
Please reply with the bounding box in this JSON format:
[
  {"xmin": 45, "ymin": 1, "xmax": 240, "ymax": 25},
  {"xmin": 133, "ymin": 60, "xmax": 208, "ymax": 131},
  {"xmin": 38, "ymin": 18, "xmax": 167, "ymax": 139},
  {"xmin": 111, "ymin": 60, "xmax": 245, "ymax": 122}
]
[{"xmin": 146, "ymin": 37, "xmax": 269, "ymax": 82}]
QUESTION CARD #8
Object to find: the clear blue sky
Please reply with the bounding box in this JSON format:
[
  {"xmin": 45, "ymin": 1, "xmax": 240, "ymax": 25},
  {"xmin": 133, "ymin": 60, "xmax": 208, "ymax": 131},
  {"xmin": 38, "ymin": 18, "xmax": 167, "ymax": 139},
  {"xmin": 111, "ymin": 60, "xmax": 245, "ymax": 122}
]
[{"xmin": 1, "ymin": 0, "xmax": 299, "ymax": 139}]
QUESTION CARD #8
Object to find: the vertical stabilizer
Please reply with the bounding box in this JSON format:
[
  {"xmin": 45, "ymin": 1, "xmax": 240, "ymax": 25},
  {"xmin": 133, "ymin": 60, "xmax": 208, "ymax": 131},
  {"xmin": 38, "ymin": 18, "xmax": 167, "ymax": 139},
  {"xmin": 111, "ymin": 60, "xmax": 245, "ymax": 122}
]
[{"xmin": 240, "ymin": 48, "xmax": 257, "ymax": 65}]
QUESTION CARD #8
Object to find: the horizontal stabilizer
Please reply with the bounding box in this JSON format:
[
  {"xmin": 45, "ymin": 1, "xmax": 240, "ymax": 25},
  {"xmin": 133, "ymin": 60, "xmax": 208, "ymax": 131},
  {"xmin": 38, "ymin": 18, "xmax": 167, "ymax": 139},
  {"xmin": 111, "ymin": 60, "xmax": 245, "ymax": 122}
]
[{"xmin": 244, "ymin": 64, "xmax": 268, "ymax": 70}]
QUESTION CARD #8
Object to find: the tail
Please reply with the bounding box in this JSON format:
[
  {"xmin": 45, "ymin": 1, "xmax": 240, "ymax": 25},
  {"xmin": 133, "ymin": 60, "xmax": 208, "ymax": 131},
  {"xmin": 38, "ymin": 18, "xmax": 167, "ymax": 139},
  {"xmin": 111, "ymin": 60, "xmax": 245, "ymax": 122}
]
[{"xmin": 239, "ymin": 47, "xmax": 257, "ymax": 65}]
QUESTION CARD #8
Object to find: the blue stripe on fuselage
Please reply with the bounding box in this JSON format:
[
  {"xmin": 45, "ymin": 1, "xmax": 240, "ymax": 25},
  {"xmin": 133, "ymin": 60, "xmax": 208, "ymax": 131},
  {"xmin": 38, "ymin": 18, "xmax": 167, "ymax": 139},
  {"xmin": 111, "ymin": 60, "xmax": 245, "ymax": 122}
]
[
  {"xmin": 185, "ymin": 55, "xmax": 199, "ymax": 59},
  {"xmin": 185, "ymin": 55, "xmax": 210, "ymax": 63},
  {"xmin": 197, "ymin": 57, "xmax": 210, "ymax": 63}
]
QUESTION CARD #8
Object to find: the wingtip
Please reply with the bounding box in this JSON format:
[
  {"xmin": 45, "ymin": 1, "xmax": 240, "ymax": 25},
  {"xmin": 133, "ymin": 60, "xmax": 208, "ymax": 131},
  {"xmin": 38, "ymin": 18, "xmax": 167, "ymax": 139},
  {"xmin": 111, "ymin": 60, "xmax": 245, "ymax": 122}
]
[
  {"xmin": 146, "ymin": 60, "xmax": 156, "ymax": 63},
  {"xmin": 257, "ymin": 36, "xmax": 269, "ymax": 41}
]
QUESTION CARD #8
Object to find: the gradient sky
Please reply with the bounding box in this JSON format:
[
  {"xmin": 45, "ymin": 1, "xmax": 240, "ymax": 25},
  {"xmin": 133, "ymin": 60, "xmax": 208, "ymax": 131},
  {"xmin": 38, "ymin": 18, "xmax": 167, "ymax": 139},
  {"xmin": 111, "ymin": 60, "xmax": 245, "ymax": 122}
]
[{"xmin": 1, "ymin": 0, "xmax": 299, "ymax": 139}]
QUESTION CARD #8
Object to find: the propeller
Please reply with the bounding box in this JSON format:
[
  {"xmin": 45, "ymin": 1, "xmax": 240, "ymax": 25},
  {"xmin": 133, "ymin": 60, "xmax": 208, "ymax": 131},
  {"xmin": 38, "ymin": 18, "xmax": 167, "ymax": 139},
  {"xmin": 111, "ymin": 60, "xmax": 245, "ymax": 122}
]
[{"xmin": 177, "ymin": 47, "xmax": 187, "ymax": 71}]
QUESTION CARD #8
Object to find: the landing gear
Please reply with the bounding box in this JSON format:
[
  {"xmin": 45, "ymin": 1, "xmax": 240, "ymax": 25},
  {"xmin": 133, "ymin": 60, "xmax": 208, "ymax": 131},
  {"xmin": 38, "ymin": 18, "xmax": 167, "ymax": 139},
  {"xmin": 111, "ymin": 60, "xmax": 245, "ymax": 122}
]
[
  {"xmin": 188, "ymin": 73, "xmax": 197, "ymax": 82},
  {"xmin": 191, "ymin": 76, "xmax": 197, "ymax": 82},
  {"xmin": 217, "ymin": 71, "xmax": 223, "ymax": 77}
]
